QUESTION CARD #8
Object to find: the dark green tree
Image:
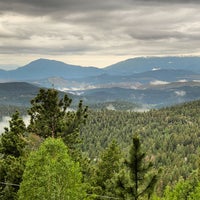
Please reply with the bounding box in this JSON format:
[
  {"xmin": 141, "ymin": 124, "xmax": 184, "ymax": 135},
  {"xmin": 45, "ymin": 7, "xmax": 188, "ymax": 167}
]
[
  {"xmin": 115, "ymin": 135, "xmax": 158, "ymax": 200},
  {"xmin": 28, "ymin": 88, "xmax": 72, "ymax": 138},
  {"xmin": 28, "ymin": 88, "xmax": 87, "ymax": 149},
  {"xmin": 93, "ymin": 140, "xmax": 122, "ymax": 199},
  {"xmin": 0, "ymin": 111, "xmax": 27, "ymax": 200},
  {"xmin": 0, "ymin": 111, "xmax": 26, "ymax": 158},
  {"xmin": 61, "ymin": 99, "xmax": 88, "ymax": 150}
]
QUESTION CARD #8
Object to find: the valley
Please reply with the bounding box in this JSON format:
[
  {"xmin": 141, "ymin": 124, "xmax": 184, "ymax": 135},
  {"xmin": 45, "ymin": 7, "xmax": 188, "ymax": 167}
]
[{"xmin": 0, "ymin": 56, "xmax": 200, "ymax": 109}]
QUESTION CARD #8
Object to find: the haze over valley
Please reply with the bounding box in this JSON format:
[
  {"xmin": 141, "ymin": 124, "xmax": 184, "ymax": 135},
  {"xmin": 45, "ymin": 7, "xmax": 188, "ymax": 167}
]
[{"xmin": 0, "ymin": 56, "xmax": 200, "ymax": 109}]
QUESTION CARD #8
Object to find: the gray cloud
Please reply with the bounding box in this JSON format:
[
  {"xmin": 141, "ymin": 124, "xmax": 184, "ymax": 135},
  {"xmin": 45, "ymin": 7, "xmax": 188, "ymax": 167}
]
[
  {"xmin": 1, "ymin": 0, "xmax": 199, "ymax": 16},
  {"xmin": 0, "ymin": 0, "xmax": 128, "ymax": 16},
  {"xmin": 0, "ymin": 0, "xmax": 200, "ymax": 67}
]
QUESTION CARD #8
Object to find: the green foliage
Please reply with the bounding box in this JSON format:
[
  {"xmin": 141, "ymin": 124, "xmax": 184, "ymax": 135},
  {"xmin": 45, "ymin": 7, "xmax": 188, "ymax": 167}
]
[
  {"xmin": 61, "ymin": 99, "xmax": 88, "ymax": 151},
  {"xmin": 28, "ymin": 88, "xmax": 88, "ymax": 152},
  {"xmin": 18, "ymin": 138, "xmax": 87, "ymax": 200},
  {"xmin": 0, "ymin": 89, "xmax": 88, "ymax": 199},
  {"xmin": 28, "ymin": 88, "xmax": 72, "ymax": 138},
  {"xmin": 0, "ymin": 111, "xmax": 27, "ymax": 200},
  {"xmin": 0, "ymin": 111, "xmax": 26, "ymax": 158},
  {"xmin": 89, "ymin": 101, "xmax": 140, "ymax": 111},
  {"xmin": 160, "ymin": 171, "xmax": 200, "ymax": 200},
  {"xmin": 114, "ymin": 136, "xmax": 158, "ymax": 200},
  {"xmin": 188, "ymin": 182, "xmax": 200, "ymax": 199},
  {"xmin": 80, "ymin": 100, "xmax": 200, "ymax": 193},
  {"xmin": 92, "ymin": 140, "xmax": 122, "ymax": 198},
  {"xmin": 0, "ymin": 156, "xmax": 25, "ymax": 200},
  {"xmin": 1, "ymin": 91, "xmax": 200, "ymax": 199}
]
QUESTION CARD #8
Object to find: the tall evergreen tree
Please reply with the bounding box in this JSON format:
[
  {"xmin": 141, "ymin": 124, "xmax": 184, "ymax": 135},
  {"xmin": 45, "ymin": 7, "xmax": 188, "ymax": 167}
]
[
  {"xmin": 0, "ymin": 111, "xmax": 26, "ymax": 158},
  {"xmin": 28, "ymin": 88, "xmax": 72, "ymax": 138},
  {"xmin": 62, "ymin": 99, "xmax": 88, "ymax": 151},
  {"xmin": 27, "ymin": 88, "xmax": 87, "ymax": 149},
  {"xmin": 115, "ymin": 135, "xmax": 158, "ymax": 200},
  {"xmin": 0, "ymin": 111, "xmax": 27, "ymax": 200},
  {"xmin": 93, "ymin": 140, "xmax": 122, "ymax": 199}
]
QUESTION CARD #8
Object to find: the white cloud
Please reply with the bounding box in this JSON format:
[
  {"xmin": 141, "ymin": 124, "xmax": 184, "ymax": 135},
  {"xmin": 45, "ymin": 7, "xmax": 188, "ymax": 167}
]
[
  {"xmin": 152, "ymin": 67, "xmax": 161, "ymax": 71},
  {"xmin": 178, "ymin": 79, "xmax": 188, "ymax": 82},
  {"xmin": 175, "ymin": 90, "xmax": 186, "ymax": 96},
  {"xmin": 150, "ymin": 80, "xmax": 169, "ymax": 85}
]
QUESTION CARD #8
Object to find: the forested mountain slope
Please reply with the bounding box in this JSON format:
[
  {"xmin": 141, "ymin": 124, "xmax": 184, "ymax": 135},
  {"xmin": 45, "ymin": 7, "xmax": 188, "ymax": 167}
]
[
  {"xmin": 80, "ymin": 100, "xmax": 200, "ymax": 192},
  {"xmin": 105, "ymin": 56, "xmax": 200, "ymax": 75},
  {"xmin": 0, "ymin": 82, "xmax": 79, "ymax": 107},
  {"xmin": 0, "ymin": 82, "xmax": 40, "ymax": 106}
]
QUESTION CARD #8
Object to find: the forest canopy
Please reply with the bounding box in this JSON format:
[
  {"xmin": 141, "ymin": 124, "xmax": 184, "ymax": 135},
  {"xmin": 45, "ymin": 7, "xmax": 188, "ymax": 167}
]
[{"xmin": 0, "ymin": 88, "xmax": 200, "ymax": 199}]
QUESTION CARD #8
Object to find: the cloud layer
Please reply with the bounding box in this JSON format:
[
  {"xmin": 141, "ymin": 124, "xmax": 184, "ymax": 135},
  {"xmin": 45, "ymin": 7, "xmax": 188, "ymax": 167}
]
[{"xmin": 1, "ymin": 0, "xmax": 200, "ymax": 68}]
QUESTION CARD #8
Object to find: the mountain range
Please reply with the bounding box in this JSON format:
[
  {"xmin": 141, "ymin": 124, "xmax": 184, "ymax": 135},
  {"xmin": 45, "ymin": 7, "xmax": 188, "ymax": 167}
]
[{"xmin": 0, "ymin": 56, "xmax": 200, "ymax": 109}]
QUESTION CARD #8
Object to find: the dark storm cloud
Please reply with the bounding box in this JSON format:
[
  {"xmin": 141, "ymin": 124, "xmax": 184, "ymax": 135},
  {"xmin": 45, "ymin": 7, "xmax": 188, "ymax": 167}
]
[
  {"xmin": 0, "ymin": 0, "xmax": 127, "ymax": 16},
  {"xmin": 1, "ymin": 0, "xmax": 200, "ymax": 9},
  {"xmin": 0, "ymin": 0, "xmax": 198, "ymax": 17}
]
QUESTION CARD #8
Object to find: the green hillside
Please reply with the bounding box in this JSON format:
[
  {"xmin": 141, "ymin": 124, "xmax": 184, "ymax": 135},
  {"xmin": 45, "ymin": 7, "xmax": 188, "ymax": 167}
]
[
  {"xmin": 80, "ymin": 100, "xmax": 200, "ymax": 193},
  {"xmin": 0, "ymin": 82, "xmax": 40, "ymax": 106},
  {"xmin": 0, "ymin": 82, "xmax": 79, "ymax": 107}
]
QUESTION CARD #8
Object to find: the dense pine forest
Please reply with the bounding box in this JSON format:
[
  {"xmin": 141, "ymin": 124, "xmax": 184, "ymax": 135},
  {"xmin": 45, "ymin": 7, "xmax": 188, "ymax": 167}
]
[
  {"xmin": 0, "ymin": 88, "xmax": 200, "ymax": 199},
  {"xmin": 81, "ymin": 101, "xmax": 200, "ymax": 195}
]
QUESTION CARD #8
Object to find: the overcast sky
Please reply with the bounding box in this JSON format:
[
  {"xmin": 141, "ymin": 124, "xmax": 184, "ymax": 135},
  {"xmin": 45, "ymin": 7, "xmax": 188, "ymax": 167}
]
[{"xmin": 0, "ymin": 0, "xmax": 200, "ymax": 69}]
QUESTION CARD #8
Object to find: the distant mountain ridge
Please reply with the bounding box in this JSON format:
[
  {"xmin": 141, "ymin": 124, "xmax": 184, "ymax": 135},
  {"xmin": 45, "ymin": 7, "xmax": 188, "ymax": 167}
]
[
  {"xmin": 0, "ymin": 56, "xmax": 200, "ymax": 108},
  {"xmin": 0, "ymin": 58, "xmax": 103, "ymax": 81},
  {"xmin": 104, "ymin": 56, "xmax": 200, "ymax": 75},
  {"xmin": 0, "ymin": 56, "xmax": 200, "ymax": 81}
]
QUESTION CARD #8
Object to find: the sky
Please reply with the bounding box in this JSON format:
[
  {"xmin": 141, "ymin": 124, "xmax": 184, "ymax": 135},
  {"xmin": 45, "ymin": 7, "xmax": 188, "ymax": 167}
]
[{"xmin": 1, "ymin": 0, "xmax": 200, "ymax": 69}]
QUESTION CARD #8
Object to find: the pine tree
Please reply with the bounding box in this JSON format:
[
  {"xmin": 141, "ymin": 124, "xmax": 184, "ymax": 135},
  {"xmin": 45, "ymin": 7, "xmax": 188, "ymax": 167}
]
[
  {"xmin": 93, "ymin": 140, "xmax": 122, "ymax": 198},
  {"xmin": 61, "ymin": 99, "xmax": 88, "ymax": 151},
  {"xmin": 28, "ymin": 88, "xmax": 87, "ymax": 150},
  {"xmin": 28, "ymin": 88, "xmax": 72, "ymax": 138},
  {"xmin": 0, "ymin": 111, "xmax": 26, "ymax": 158},
  {"xmin": 115, "ymin": 135, "xmax": 158, "ymax": 200},
  {"xmin": 0, "ymin": 111, "xmax": 27, "ymax": 200}
]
